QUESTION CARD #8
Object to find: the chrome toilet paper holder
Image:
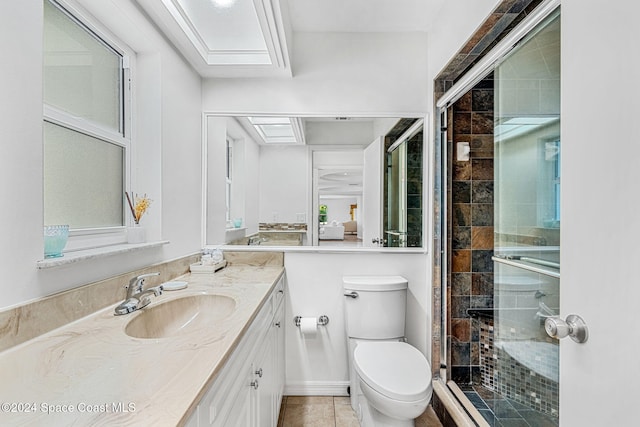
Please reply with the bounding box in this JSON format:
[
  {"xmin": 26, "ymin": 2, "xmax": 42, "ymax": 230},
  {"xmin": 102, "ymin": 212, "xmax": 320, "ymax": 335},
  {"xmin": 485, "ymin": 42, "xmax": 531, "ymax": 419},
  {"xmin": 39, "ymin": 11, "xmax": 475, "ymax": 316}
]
[{"xmin": 294, "ymin": 315, "xmax": 329, "ymax": 327}]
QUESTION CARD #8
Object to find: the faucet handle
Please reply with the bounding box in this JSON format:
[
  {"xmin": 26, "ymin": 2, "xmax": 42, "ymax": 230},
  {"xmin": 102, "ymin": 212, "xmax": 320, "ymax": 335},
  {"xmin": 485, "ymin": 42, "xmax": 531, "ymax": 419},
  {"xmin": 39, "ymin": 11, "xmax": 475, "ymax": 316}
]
[
  {"xmin": 128, "ymin": 272, "xmax": 160, "ymax": 286},
  {"xmin": 149, "ymin": 285, "xmax": 164, "ymax": 297},
  {"xmin": 126, "ymin": 272, "xmax": 161, "ymax": 297}
]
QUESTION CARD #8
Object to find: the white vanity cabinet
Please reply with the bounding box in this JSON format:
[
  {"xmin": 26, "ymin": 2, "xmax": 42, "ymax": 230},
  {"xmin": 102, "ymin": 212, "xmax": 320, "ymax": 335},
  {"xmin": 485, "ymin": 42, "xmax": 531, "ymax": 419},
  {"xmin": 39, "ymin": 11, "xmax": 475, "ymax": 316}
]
[
  {"xmin": 185, "ymin": 276, "xmax": 285, "ymax": 427},
  {"xmin": 255, "ymin": 286, "xmax": 285, "ymax": 426}
]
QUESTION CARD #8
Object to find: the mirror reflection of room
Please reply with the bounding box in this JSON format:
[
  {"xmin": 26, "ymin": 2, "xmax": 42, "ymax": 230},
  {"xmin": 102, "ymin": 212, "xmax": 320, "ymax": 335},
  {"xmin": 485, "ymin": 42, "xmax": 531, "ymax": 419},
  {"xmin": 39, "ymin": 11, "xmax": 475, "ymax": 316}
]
[{"xmin": 205, "ymin": 116, "xmax": 424, "ymax": 248}]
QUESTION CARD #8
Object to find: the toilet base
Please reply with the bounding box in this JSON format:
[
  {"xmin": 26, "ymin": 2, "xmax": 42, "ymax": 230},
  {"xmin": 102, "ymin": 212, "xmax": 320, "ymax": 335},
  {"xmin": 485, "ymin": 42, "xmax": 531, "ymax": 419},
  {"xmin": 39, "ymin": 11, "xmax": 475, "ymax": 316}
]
[
  {"xmin": 359, "ymin": 398, "xmax": 415, "ymax": 427},
  {"xmin": 347, "ymin": 337, "xmax": 404, "ymax": 417},
  {"xmin": 357, "ymin": 377, "xmax": 430, "ymax": 427}
]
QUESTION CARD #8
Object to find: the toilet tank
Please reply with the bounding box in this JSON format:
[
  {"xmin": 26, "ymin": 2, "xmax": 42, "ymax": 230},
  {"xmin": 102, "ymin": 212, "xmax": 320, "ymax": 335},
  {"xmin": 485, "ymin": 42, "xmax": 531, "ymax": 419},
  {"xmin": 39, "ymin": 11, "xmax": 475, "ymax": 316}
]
[{"xmin": 343, "ymin": 276, "xmax": 408, "ymax": 339}]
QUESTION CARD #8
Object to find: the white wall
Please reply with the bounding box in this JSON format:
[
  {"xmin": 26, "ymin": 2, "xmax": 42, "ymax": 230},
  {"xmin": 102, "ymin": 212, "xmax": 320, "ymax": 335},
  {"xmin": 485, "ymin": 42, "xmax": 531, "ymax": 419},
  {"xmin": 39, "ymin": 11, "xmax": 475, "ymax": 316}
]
[
  {"xmin": 202, "ymin": 32, "xmax": 428, "ymax": 115},
  {"xmin": 0, "ymin": 2, "xmax": 45, "ymax": 308},
  {"xmin": 206, "ymin": 117, "xmax": 228, "ymax": 244},
  {"xmin": 283, "ymin": 252, "xmax": 429, "ymax": 394},
  {"xmin": 242, "ymin": 132, "xmax": 260, "ymax": 235},
  {"xmin": 158, "ymin": 49, "xmax": 203, "ymax": 257},
  {"xmin": 362, "ymin": 137, "xmax": 383, "ymax": 245},
  {"xmin": 0, "ymin": 0, "xmax": 202, "ymax": 309},
  {"xmin": 305, "ymin": 121, "xmax": 374, "ymax": 146},
  {"xmin": 259, "ymin": 146, "xmax": 308, "ymax": 223}
]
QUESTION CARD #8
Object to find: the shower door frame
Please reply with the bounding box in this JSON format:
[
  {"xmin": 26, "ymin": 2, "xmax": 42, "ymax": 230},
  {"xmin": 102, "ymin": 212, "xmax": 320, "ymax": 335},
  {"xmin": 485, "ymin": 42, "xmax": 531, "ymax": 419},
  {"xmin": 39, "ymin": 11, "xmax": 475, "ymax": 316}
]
[{"xmin": 434, "ymin": 0, "xmax": 561, "ymax": 421}]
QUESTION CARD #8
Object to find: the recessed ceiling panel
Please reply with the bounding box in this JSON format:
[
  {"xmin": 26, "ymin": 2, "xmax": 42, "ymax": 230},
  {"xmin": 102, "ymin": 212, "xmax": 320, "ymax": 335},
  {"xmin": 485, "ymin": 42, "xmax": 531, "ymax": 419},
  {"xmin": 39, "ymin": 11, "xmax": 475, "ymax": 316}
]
[
  {"xmin": 247, "ymin": 117, "xmax": 305, "ymax": 144},
  {"xmin": 175, "ymin": 0, "xmax": 267, "ymax": 51},
  {"xmin": 136, "ymin": 0, "xmax": 292, "ymax": 75}
]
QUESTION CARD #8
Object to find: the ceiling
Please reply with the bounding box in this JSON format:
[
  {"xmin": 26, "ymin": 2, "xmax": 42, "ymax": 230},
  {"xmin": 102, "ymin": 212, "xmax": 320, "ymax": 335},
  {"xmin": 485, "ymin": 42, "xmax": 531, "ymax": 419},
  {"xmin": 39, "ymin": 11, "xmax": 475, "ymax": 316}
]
[
  {"xmin": 134, "ymin": 0, "xmax": 445, "ymax": 78},
  {"xmin": 287, "ymin": 0, "xmax": 439, "ymax": 33},
  {"xmin": 131, "ymin": 0, "xmax": 435, "ymax": 193},
  {"xmin": 318, "ymin": 169, "xmax": 363, "ymax": 197}
]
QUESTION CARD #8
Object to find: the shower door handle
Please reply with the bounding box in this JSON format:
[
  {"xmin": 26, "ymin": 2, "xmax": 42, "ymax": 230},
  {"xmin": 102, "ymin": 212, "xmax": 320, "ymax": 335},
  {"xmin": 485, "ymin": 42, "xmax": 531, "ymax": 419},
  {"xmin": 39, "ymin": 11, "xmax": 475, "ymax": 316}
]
[{"xmin": 545, "ymin": 314, "xmax": 588, "ymax": 343}]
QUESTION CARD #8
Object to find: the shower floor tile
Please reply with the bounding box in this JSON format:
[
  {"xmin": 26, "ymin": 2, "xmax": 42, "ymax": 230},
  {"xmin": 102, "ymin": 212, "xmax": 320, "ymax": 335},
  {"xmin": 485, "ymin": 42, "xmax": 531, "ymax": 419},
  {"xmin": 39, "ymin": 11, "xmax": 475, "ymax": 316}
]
[{"xmin": 461, "ymin": 385, "xmax": 558, "ymax": 427}]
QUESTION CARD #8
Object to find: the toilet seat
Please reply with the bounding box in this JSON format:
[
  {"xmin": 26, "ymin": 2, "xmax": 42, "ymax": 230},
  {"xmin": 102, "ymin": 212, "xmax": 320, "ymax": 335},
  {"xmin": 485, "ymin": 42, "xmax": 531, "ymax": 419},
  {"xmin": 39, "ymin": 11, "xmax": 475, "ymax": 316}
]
[{"xmin": 353, "ymin": 341, "xmax": 431, "ymax": 402}]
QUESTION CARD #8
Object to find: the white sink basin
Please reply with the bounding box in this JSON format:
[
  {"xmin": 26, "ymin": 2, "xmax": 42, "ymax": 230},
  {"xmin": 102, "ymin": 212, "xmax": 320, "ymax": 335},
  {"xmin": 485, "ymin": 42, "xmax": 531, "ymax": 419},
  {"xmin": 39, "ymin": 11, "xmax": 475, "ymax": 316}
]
[{"xmin": 125, "ymin": 294, "xmax": 236, "ymax": 339}]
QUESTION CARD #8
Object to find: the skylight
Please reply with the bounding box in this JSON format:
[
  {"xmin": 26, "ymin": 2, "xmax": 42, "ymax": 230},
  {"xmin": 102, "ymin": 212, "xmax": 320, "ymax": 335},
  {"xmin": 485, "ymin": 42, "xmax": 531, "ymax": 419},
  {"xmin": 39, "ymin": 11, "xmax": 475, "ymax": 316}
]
[{"xmin": 248, "ymin": 117, "xmax": 305, "ymax": 144}]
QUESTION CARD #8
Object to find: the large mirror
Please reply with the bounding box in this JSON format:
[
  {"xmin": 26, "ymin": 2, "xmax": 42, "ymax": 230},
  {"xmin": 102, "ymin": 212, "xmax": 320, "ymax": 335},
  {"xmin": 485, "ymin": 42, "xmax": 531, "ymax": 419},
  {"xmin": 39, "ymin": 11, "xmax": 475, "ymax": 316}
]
[{"xmin": 204, "ymin": 115, "xmax": 425, "ymax": 248}]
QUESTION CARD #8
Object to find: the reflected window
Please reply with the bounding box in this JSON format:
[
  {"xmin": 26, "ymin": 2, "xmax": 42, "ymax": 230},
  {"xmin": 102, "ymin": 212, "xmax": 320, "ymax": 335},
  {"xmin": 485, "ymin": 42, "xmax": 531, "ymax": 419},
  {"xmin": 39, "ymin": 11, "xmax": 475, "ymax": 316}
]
[{"xmin": 226, "ymin": 138, "xmax": 233, "ymax": 222}]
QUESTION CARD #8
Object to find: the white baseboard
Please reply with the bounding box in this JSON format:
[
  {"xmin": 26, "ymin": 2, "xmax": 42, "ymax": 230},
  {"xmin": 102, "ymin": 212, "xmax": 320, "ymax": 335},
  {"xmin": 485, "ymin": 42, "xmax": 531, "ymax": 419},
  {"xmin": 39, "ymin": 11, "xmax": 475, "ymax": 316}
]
[{"xmin": 285, "ymin": 381, "xmax": 350, "ymax": 396}]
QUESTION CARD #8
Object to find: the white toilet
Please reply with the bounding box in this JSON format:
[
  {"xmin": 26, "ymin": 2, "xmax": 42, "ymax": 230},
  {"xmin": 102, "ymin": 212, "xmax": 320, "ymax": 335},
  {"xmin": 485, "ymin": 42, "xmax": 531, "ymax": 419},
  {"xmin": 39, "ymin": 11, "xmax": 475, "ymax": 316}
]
[{"xmin": 343, "ymin": 276, "xmax": 432, "ymax": 427}]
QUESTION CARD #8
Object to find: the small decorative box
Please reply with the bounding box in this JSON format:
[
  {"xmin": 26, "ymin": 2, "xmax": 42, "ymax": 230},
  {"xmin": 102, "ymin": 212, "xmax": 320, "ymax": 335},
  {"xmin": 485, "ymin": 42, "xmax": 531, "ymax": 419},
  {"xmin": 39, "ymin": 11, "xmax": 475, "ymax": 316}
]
[{"xmin": 190, "ymin": 260, "xmax": 227, "ymax": 274}]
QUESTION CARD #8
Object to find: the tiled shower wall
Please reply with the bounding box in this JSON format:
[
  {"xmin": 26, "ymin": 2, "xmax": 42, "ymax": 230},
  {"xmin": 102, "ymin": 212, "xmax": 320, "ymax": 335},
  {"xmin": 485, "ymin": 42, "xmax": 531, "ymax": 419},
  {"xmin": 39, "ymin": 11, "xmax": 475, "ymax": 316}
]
[
  {"xmin": 383, "ymin": 119, "xmax": 423, "ymax": 247},
  {"xmin": 406, "ymin": 130, "xmax": 423, "ymax": 247},
  {"xmin": 478, "ymin": 315, "xmax": 559, "ymax": 417},
  {"xmin": 448, "ymin": 75, "xmax": 495, "ymax": 385}
]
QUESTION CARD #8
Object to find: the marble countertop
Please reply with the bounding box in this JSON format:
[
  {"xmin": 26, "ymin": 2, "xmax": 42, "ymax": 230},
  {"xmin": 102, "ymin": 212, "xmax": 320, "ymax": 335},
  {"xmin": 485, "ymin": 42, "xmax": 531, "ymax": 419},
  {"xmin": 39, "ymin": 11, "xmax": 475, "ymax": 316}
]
[{"xmin": 0, "ymin": 265, "xmax": 284, "ymax": 426}]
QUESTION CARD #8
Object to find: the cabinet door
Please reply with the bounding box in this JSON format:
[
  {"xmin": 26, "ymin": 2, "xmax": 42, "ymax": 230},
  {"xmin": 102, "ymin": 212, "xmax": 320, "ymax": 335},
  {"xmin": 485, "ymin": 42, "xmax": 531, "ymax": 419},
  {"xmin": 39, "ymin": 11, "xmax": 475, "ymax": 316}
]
[
  {"xmin": 183, "ymin": 410, "xmax": 199, "ymax": 427},
  {"xmin": 226, "ymin": 382, "xmax": 253, "ymax": 427},
  {"xmin": 273, "ymin": 299, "xmax": 285, "ymax": 416},
  {"xmin": 209, "ymin": 361, "xmax": 254, "ymax": 427},
  {"xmin": 253, "ymin": 332, "xmax": 275, "ymax": 427},
  {"xmin": 190, "ymin": 282, "xmax": 285, "ymax": 427}
]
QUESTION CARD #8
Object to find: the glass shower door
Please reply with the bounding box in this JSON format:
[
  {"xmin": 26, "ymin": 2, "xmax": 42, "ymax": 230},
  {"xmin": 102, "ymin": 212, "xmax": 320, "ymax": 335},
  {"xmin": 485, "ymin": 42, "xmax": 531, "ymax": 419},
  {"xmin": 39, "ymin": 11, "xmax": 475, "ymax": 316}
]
[
  {"xmin": 493, "ymin": 11, "xmax": 561, "ymax": 423},
  {"xmin": 384, "ymin": 121, "xmax": 423, "ymax": 247},
  {"xmin": 385, "ymin": 141, "xmax": 407, "ymax": 247}
]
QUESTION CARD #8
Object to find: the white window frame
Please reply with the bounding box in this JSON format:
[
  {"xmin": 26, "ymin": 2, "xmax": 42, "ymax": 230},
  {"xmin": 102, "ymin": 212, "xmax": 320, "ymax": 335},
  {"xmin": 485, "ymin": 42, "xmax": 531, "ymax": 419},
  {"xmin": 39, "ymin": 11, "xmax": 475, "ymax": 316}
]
[{"xmin": 43, "ymin": 0, "xmax": 135, "ymax": 251}]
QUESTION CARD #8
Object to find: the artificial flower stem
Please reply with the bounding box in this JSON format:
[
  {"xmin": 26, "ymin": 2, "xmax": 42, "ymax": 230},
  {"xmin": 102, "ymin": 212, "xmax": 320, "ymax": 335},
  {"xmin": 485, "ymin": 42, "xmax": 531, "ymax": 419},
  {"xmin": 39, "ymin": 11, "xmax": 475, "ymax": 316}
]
[{"xmin": 125, "ymin": 192, "xmax": 137, "ymax": 224}]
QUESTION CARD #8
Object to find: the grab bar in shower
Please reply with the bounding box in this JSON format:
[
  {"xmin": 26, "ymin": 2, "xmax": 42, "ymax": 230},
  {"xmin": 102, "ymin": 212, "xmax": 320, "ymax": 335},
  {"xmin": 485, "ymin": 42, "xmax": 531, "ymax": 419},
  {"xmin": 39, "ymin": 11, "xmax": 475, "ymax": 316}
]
[
  {"xmin": 492, "ymin": 255, "xmax": 560, "ymax": 279},
  {"xmin": 535, "ymin": 301, "xmax": 557, "ymax": 319},
  {"xmin": 496, "ymin": 254, "xmax": 560, "ymax": 269}
]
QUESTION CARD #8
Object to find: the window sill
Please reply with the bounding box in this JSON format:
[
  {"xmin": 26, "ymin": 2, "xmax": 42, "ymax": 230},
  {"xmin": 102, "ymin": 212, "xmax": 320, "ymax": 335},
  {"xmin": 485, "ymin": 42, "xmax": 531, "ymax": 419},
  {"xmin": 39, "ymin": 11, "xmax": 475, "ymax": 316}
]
[{"xmin": 36, "ymin": 240, "xmax": 170, "ymax": 269}]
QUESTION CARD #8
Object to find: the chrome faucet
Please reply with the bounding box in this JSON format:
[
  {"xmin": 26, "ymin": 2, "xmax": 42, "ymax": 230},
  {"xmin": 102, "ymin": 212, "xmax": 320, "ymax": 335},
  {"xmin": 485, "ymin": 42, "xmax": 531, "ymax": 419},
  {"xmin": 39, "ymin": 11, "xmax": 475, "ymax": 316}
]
[{"xmin": 114, "ymin": 272, "xmax": 163, "ymax": 315}]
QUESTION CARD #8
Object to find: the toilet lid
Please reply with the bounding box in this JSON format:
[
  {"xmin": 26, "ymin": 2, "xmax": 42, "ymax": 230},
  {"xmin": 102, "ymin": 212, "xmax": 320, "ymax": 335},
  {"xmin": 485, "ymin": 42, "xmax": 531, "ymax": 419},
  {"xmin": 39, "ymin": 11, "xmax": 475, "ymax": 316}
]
[{"xmin": 353, "ymin": 342, "xmax": 432, "ymax": 401}]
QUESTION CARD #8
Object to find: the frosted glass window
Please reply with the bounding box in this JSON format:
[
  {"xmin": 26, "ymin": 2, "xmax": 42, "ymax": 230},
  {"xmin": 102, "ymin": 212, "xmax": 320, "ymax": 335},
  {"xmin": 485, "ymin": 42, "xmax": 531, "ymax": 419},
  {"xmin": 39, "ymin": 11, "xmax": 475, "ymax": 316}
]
[
  {"xmin": 43, "ymin": 0, "xmax": 130, "ymax": 234},
  {"xmin": 44, "ymin": 122, "xmax": 124, "ymax": 229},
  {"xmin": 44, "ymin": 0, "xmax": 122, "ymax": 133}
]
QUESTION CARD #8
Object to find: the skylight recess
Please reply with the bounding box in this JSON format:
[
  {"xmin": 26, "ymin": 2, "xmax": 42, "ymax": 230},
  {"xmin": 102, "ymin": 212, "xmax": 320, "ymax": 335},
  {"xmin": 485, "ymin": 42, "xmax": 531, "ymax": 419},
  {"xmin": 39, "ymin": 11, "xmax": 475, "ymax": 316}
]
[{"xmin": 248, "ymin": 117, "xmax": 305, "ymax": 144}]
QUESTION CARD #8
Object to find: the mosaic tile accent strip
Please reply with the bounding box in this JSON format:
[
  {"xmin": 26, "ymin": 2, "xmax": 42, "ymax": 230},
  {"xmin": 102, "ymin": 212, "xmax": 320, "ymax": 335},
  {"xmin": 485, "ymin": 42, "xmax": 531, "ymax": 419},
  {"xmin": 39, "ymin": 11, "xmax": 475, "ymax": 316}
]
[
  {"xmin": 477, "ymin": 316, "xmax": 559, "ymax": 418},
  {"xmin": 259, "ymin": 223, "xmax": 308, "ymax": 231}
]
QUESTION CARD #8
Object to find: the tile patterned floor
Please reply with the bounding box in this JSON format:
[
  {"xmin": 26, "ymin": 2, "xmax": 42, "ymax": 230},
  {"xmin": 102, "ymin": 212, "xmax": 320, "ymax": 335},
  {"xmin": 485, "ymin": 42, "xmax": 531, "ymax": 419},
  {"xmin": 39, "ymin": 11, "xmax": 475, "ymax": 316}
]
[
  {"xmin": 461, "ymin": 385, "xmax": 558, "ymax": 427},
  {"xmin": 277, "ymin": 396, "xmax": 442, "ymax": 427}
]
